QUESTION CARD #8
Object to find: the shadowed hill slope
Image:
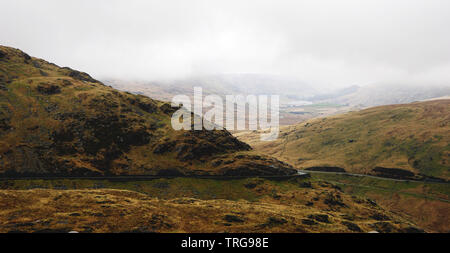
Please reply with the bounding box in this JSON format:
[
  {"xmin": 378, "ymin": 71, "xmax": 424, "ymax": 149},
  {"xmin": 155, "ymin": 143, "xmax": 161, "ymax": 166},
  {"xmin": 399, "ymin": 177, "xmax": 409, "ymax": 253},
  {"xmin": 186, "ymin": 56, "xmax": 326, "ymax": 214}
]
[
  {"xmin": 236, "ymin": 100, "xmax": 450, "ymax": 180},
  {"xmin": 0, "ymin": 45, "xmax": 295, "ymax": 177}
]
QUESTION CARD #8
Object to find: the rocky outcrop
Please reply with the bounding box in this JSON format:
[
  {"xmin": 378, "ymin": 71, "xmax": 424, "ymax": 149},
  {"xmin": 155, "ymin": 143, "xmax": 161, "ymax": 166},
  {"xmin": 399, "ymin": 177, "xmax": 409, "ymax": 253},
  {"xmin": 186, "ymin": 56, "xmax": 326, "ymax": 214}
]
[
  {"xmin": 218, "ymin": 155, "xmax": 297, "ymax": 176},
  {"xmin": 37, "ymin": 83, "xmax": 61, "ymax": 95},
  {"xmin": 60, "ymin": 67, "xmax": 100, "ymax": 84}
]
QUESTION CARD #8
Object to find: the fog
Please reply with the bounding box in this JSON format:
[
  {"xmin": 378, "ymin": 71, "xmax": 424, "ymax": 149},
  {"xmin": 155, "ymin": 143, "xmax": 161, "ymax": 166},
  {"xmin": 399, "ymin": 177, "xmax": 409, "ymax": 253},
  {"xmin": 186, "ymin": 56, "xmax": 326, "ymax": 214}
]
[{"xmin": 2, "ymin": 0, "xmax": 450, "ymax": 89}]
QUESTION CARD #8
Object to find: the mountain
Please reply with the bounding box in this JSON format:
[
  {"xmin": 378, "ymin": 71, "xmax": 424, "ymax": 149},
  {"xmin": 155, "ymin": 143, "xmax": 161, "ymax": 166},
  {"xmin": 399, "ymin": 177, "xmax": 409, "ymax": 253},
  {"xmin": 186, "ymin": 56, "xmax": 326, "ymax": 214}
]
[
  {"xmin": 236, "ymin": 99, "xmax": 450, "ymax": 180},
  {"xmin": 0, "ymin": 45, "xmax": 295, "ymax": 177},
  {"xmin": 104, "ymin": 75, "xmax": 325, "ymax": 126},
  {"xmin": 104, "ymin": 73, "xmax": 316, "ymax": 104},
  {"xmin": 0, "ymin": 45, "xmax": 436, "ymax": 233},
  {"xmin": 309, "ymin": 85, "xmax": 360, "ymax": 101},
  {"xmin": 315, "ymin": 83, "xmax": 450, "ymax": 108}
]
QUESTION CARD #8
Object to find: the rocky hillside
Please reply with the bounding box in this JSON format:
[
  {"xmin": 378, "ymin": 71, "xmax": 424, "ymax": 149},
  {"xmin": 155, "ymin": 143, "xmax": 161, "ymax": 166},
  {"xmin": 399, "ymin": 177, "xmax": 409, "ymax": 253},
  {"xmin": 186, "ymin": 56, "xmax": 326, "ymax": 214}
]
[
  {"xmin": 236, "ymin": 100, "xmax": 450, "ymax": 180},
  {"xmin": 0, "ymin": 177, "xmax": 423, "ymax": 233},
  {"xmin": 0, "ymin": 45, "xmax": 295, "ymax": 177}
]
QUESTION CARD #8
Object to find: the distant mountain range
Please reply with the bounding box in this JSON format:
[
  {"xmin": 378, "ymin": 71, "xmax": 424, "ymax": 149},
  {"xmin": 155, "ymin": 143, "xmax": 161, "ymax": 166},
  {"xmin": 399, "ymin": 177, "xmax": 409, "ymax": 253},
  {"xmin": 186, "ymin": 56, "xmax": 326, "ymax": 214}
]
[
  {"xmin": 105, "ymin": 76, "xmax": 450, "ymax": 108},
  {"xmin": 104, "ymin": 74, "xmax": 317, "ymax": 104},
  {"xmin": 312, "ymin": 83, "xmax": 450, "ymax": 107}
]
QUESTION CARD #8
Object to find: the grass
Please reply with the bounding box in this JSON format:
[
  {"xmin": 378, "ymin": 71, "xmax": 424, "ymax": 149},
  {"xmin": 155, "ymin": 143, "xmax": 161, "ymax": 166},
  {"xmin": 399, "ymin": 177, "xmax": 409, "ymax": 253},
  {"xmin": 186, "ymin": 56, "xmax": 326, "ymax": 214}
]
[
  {"xmin": 0, "ymin": 177, "xmax": 423, "ymax": 233},
  {"xmin": 237, "ymin": 100, "xmax": 450, "ymax": 179},
  {"xmin": 308, "ymin": 173, "xmax": 450, "ymax": 232},
  {"xmin": 0, "ymin": 45, "xmax": 295, "ymax": 177}
]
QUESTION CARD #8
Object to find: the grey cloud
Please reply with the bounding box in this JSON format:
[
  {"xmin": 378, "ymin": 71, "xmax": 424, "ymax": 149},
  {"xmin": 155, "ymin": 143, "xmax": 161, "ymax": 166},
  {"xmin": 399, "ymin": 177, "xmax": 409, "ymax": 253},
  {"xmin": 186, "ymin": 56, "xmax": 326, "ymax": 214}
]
[{"xmin": 1, "ymin": 0, "xmax": 450, "ymax": 88}]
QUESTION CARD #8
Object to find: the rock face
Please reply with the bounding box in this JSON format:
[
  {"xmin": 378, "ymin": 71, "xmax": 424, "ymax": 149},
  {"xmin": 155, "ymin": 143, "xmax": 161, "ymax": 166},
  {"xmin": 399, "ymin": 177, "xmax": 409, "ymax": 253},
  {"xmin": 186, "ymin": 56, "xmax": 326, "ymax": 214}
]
[
  {"xmin": 37, "ymin": 83, "xmax": 61, "ymax": 95},
  {"xmin": 0, "ymin": 45, "xmax": 295, "ymax": 177},
  {"xmin": 218, "ymin": 155, "xmax": 296, "ymax": 176}
]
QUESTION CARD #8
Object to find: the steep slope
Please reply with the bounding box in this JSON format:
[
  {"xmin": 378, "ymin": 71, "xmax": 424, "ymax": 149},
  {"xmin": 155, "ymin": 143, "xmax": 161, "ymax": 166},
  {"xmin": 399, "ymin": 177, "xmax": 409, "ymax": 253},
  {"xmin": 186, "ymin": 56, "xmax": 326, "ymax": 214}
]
[
  {"xmin": 0, "ymin": 45, "xmax": 295, "ymax": 177},
  {"xmin": 236, "ymin": 100, "xmax": 450, "ymax": 180}
]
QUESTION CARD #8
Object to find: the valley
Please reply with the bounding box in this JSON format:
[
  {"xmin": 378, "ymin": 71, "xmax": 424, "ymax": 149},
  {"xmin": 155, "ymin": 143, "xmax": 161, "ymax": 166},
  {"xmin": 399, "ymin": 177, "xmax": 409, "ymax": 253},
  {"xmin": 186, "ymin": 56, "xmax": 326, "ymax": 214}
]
[
  {"xmin": 0, "ymin": 45, "xmax": 448, "ymax": 234},
  {"xmin": 234, "ymin": 99, "xmax": 450, "ymax": 180}
]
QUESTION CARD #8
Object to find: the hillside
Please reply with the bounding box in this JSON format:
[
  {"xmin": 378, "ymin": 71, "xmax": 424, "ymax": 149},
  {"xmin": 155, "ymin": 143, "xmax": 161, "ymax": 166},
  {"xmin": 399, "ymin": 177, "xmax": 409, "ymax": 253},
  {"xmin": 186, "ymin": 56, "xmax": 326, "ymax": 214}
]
[
  {"xmin": 0, "ymin": 177, "xmax": 423, "ymax": 233},
  {"xmin": 0, "ymin": 45, "xmax": 439, "ymax": 233},
  {"xmin": 235, "ymin": 100, "xmax": 450, "ymax": 180},
  {"xmin": 0, "ymin": 45, "xmax": 295, "ymax": 177}
]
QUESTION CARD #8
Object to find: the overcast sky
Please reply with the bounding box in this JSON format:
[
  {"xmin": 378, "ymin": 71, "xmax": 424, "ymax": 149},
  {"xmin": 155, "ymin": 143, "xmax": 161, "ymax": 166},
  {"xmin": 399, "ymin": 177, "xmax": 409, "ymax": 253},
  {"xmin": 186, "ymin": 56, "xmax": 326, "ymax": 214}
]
[{"xmin": 2, "ymin": 0, "xmax": 450, "ymax": 88}]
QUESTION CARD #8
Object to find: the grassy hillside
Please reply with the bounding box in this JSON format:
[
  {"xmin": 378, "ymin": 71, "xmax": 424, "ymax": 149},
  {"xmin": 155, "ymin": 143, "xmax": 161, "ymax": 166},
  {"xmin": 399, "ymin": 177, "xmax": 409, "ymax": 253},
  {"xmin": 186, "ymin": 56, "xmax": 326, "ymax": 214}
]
[
  {"xmin": 308, "ymin": 173, "xmax": 449, "ymax": 232},
  {"xmin": 235, "ymin": 100, "xmax": 450, "ymax": 179},
  {"xmin": 0, "ymin": 178, "xmax": 423, "ymax": 233},
  {"xmin": 0, "ymin": 45, "xmax": 295, "ymax": 177}
]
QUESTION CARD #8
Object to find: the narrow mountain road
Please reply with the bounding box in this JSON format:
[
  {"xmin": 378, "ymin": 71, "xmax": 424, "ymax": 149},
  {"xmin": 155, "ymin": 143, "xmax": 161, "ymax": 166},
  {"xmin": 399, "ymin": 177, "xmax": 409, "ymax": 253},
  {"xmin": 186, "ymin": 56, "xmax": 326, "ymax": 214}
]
[{"xmin": 0, "ymin": 171, "xmax": 308, "ymax": 181}]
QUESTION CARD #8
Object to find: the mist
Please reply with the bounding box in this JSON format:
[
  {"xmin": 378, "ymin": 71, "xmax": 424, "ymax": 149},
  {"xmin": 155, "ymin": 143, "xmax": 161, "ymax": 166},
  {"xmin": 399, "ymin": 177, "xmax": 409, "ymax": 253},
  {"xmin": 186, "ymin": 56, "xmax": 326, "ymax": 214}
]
[{"xmin": 2, "ymin": 0, "xmax": 450, "ymax": 89}]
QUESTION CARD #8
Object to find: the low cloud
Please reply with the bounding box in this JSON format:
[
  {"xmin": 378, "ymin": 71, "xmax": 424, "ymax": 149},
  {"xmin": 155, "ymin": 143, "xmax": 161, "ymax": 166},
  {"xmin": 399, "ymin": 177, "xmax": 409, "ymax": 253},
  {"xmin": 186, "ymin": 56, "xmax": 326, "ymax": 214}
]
[{"xmin": 2, "ymin": 0, "xmax": 450, "ymax": 88}]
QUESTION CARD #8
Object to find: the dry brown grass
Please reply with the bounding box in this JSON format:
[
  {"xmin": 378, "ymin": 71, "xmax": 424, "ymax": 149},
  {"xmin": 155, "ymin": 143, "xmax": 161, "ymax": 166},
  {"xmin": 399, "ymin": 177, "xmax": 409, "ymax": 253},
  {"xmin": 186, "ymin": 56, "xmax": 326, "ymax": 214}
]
[
  {"xmin": 0, "ymin": 187, "xmax": 420, "ymax": 233},
  {"xmin": 236, "ymin": 100, "xmax": 450, "ymax": 179}
]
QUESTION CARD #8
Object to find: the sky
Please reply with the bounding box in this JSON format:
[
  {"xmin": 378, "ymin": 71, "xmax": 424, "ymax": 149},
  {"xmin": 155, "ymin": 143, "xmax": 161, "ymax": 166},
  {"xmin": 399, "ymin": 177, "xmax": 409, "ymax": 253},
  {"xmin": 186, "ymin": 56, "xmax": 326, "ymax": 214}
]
[{"xmin": 2, "ymin": 0, "xmax": 450, "ymax": 88}]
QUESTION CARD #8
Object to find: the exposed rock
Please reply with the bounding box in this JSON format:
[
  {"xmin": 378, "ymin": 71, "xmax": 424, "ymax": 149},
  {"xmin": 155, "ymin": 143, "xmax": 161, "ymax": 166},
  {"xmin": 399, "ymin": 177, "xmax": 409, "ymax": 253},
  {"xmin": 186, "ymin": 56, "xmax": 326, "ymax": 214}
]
[
  {"xmin": 159, "ymin": 103, "xmax": 177, "ymax": 114},
  {"xmin": 342, "ymin": 221, "xmax": 362, "ymax": 232},
  {"xmin": 308, "ymin": 214, "xmax": 330, "ymax": 223},
  {"xmin": 224, "ymin": 215, "xmax": 245, "ymax": 223},
  {"xmin": 153, "ymin": 141, "xmax": 176, "ymax": 154},
  {"xmin": 135, "ymin": 99, "xmax": 157, "ymax": 113},
  {"xmin": 366, "ymin": 198, "xmax": 378, "ymax": 207},
  {"xmin": 61, "ymin": 79, "xmax": 73, "ymax": 86},
  {"xmin": 220, "ymin": 162, "xmax": 296, "ymax": 177},
  {"xmin": 22, "ymin": 52, "xmax": 31, "ymax": 61},
  {"xmin": 0, "ymin": 113, "xmax": 11, "ymax": 131},
  {"xmin": 370, "ymin": 213, "xmax": 390, "ymax": 221},
  {"xmin": 324, "ymin": 192, "xmax": 346, "ymax": 207},
  {"xmin": 302, "ymin": 219, "xmax": 317, "ymax": 225},
  {"xmin": 61, "ymin": 67, "xmax": 99, "ymax": 83},
  {"xmin": 39, "ymin": 70, "xmax": 48, "ymax": 76},
  {"xmin": 259, "ymin": 217, "xmax": 288, "ymax": 228},
  {"xmin": 37, "ymin": 83, "xmax": 61, "ymax": 95},
  {"xmin": 370, "ymin": 222, "xmax": 397, "ymax": 233}
]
